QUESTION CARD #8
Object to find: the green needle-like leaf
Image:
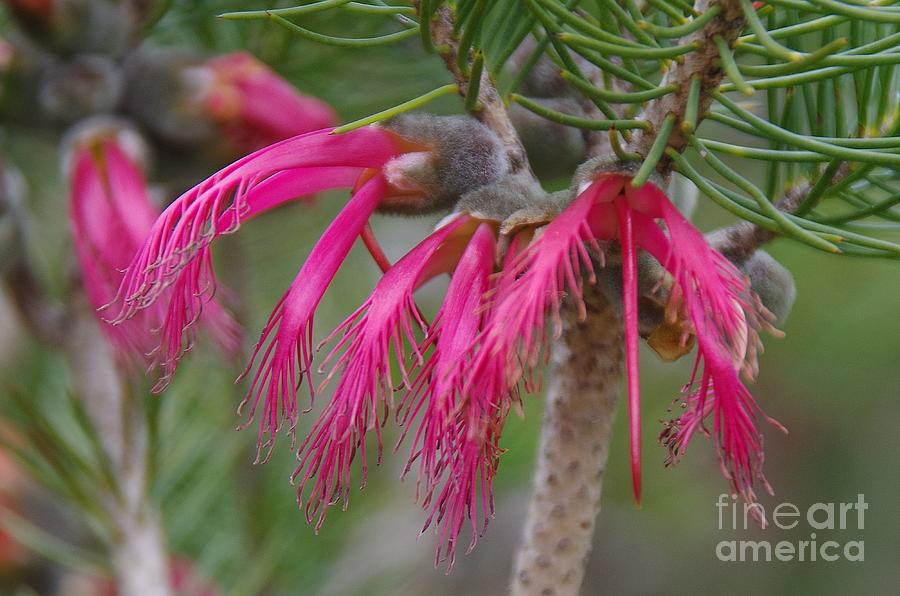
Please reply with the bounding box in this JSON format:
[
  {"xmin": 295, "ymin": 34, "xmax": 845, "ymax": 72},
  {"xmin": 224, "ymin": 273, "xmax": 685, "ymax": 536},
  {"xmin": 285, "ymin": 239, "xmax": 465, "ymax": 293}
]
[
  {"xmin": 510, "ymin": 93, "xmax": 649, "ymax": 130},
  {"xmin": 333, "ymin": 83, "xmax": 460, "ymax": 133},
  {"xmin": 632, "ymin": 113, "xmax": 676, "ymax": 187}
]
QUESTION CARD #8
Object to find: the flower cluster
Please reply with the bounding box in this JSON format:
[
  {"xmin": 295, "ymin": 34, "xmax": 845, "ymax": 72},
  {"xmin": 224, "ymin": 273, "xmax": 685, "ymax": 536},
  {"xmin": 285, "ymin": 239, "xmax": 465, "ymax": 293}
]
[{"xmin": 108, "ymin": 116, "xmax": 782, "ymax": 566}]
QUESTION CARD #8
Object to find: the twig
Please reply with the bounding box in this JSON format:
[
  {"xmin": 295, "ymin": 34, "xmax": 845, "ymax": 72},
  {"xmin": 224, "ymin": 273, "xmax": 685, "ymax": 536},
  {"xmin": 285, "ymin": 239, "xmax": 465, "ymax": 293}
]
[
  {"xmin": 1, "ymin": 169, "xmax": 172, "ymax": 595},
  {"xmin": 625, "ymin": 0, "xmax": 744, "ymax": 169},
  {"xmin": 64, "ymin": 310, "xmax": 172, "ymax": 596},
  {"xmin": 712, "ymin": 163, "xmax": 851, "ymax": 264},
  {"xmin": 512, "ymin": 3, "xmax": 748, "ymax": 593}
]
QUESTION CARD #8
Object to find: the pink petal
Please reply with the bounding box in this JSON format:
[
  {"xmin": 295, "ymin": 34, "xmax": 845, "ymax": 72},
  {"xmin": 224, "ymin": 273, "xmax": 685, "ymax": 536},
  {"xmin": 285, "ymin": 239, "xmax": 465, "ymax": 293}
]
[
  {"xmin": 615, "ymin": 196, "xmax": 642, "ymax": 505},
  {"xmin": 469, "ymin": 174, "xmax": 624, "ymax": 399},
  {"xmin": 238, "ymin": 174, "xmax": 390, "ymax": 461},
  {"xmin": 624, "ymin": 182, "xmax": 780, "ymax": 509},
  {"xmin": 69, "ymin": 142, "xmax": 239, "ymax": 367},
  {"xmin": 113, "ymin": 126, "xmax": 401, "ymax": 321},
  {"xmin": 399, "ymin": 223, "xmax": 502, "ymax": 570},
  {"xmin": 110, "ymin": 127, "xmax": 402, "ymax": 385},
  {"xmin": 291, "ymin": 214, "xmax": 475, "ymax": 529}
]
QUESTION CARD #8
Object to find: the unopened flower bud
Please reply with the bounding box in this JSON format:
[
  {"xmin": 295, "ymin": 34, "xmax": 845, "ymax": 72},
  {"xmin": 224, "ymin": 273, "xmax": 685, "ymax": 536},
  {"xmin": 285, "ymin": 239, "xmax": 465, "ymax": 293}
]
[
  {"xmin": 706, "ymin": 229, "xmax": 797, "ymax": 325},
  {"xmin": 123, "ymin": 49, "xmax": 336, "ymax": 154},
  {"xmin": 38, "ymin": 53, "xmax": 123, "ymax": 123},
  {"xmin": 122, "ymin": 48, "xmax": 218, "ymax": 147},
  {"xmin": 380, "ymin": 114, "xmax": 510, "ymax": 215},
  {"xmin": 509, "ymin": 43, "xmax": 570, "ymax": 99},
  {"xmin": 187, "ymin": 52, "xmax": 336, "ymax": 152},
  {"xmin": 572, "ymin": 155, "xmax": 630, "ymax": 189},
  {"xmin": 456, "ymin": 171, "xmax": 550, "ymax": 222},
  {"xmin": 510, "ymin": 97, "xmax": 587, "ymax": 181},
  {"xmin": 741, "ymin": 250, "xmax": 796, "ymax": 325}
]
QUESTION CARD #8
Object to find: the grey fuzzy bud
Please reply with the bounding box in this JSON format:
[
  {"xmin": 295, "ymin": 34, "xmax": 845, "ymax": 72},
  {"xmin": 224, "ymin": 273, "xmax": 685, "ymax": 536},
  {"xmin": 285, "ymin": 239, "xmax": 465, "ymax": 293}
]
[
  {"xmin": 707, "ymin": 229, "xmax": 797, "ymax": 325},
  {"xmin": 510, "ymin": 98, "xmax": 587, "ymax": 181},
  {"xmin": 508, "ymin": 38, "xmax": 601, "ymax": 100},
  {"xmin": 380, "ymin": 114, "xmax": 510, "ymax": 215},
  {"xmin": 509, "ymin": 44, "xmax": 570, "ymax": 99},
  {"xmin": 596, "ymin": 252, "xmax": 669, "ymax": 337},
  {"xmin": 571, "ymin": 156, "xmax": 641, "ymax": 195},
  {"xmin": 742, "ymin": 250, "xmax": 796, "ymax": 325},
  {"xmin": 39, "ymin": 54, "xmax": 123, "ymax": 123}
]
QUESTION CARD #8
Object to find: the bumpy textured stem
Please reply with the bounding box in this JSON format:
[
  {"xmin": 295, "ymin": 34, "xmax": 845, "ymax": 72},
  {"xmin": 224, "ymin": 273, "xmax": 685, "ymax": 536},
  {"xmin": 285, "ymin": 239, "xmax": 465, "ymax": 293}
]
[
  {"xmin": 511, "ymin": 287, "xmax": 623, "ymax": 596},
  {"xmin": 65, "ymin": 311, "xmax": 172, "ymax": 596}
]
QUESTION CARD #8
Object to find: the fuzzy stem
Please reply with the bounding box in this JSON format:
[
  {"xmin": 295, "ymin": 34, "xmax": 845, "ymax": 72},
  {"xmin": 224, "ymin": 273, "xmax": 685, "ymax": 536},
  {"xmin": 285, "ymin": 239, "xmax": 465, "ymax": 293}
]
[{"xmin": 511, "ymin": 286, "xmax": 623, "ymax": 596}]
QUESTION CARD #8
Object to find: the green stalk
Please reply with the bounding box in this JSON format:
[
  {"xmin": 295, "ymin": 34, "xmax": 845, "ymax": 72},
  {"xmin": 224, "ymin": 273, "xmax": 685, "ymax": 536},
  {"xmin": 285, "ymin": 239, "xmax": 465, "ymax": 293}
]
[
  {"xmin": 465, "ymin": 51, "xmax": 484, "ymax": 112},
  {"xmin": 268, "ymin": 13, "xmax": 418, "ymax": 46},
  {"xmin": 715, "ymin": 91, "xmax": 900, "ymax": 167},
  {"xmin": 794, "ymin": 159, "xmax": 844, "ymax": 215},
  {"xmin": 691, "ymin": 137, "xmax": 840, "ymax": 251},
  {"xmin": 632, "ymin": 114, "xmax": 675, "ymax": 187},
  {"xmin": 219, "ymin": 0, "xmax": 352, "ymax": 19},
  {"xmin": 715, "ymin": 35, "xmax": 754, "ymax": 96},
  {"xmin": 681, "ymin": 74, "xmax": 702, "ymax": 134},
  {"xmin": 511, "ymin": 94, "xmax": 649, "ymax": 129},
  {"xmin": 561, "ymin": 70, "xmax": 677, "ymax": 103},
  {"xmin": 333, "ymin": 84, "xmax": 460, "ymax": 133},
  {"xmin": 638, "ymin": 6, "xmax": 721, "ymax": 38},
  {"xmin": 560, "ymin": 32, "xmax": 698, "ymax": 59}
]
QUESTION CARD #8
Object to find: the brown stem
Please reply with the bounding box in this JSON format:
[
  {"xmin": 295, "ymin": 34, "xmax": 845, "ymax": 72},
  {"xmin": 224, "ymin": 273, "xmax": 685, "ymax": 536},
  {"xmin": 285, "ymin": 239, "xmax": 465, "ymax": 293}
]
[
  {"xmin": 511, "ymin": 286, "xmax": 623, "ymax": 596},
  {"xmin": 2, "ymin": 166, "xmax": 172, "ymax": 595},
  {"xmin": 625, "ymin": 0, "xmax": 743, "ymax": 169},
  {"xmin": 712, "ymin": 163, "xmax": 852, "ymax": 265},
  {"xmin": 509, "ymin": 2, "xmax": 746, "ymax": 592}
]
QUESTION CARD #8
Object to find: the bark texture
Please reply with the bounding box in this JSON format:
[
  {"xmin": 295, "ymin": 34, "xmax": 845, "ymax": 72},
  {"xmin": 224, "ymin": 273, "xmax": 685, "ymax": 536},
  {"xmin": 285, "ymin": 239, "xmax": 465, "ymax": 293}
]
[
  {"xmin": 510, "ymin": 286, "xmax": 623, "ymax": 596},
  {"xmin": 626, "ymin": 0, "xmax": 744, "ymax": 164}
]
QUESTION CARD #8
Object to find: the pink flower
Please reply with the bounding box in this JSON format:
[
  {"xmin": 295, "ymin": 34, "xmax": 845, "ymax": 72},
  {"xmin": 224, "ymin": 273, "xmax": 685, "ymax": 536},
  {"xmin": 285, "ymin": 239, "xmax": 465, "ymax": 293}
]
[
  {"xmin": 197, "ymin": 52, "xmax": 337, "ymax": 153},
  {"xmin": 476, "ymin": 172, "xmax": 781, "ymax": 507},
  {"xmin": 292, "ymin": 215, "xmax": 480, "ymax": 523},
  {"xmin": 68, "ymin": 132, "xmax": 239, "ymax": 369}
]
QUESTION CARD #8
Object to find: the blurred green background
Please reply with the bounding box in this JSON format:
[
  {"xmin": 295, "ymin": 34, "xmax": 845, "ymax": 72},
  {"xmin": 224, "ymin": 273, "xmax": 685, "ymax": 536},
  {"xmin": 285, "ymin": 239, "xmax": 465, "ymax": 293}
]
[{"xmin": 1, "ymin": 1, "xmax": 898, "ymax": 594}]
